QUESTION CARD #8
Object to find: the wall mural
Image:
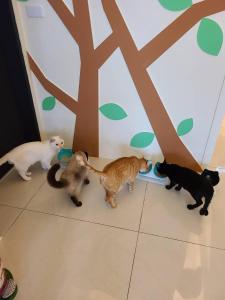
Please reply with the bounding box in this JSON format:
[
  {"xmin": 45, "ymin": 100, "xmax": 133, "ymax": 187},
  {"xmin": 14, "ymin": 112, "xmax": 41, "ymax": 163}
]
[
  {"xmin": 24, "ymin": 0, "xmax": 225, "ymax": 171},
  {"xmin": 42, "ymin": 96, "xmax": 56, "ymax": 111},
  {"xmin": 159, "ymin": 0, "xmax": 192, "ymax": 11}
]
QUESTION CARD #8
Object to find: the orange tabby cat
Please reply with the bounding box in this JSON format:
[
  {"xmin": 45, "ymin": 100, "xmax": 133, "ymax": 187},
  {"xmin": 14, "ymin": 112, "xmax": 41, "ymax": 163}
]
[{"xmin": 86, "ymin": 156, "xmax": 148, "ymax": 208}]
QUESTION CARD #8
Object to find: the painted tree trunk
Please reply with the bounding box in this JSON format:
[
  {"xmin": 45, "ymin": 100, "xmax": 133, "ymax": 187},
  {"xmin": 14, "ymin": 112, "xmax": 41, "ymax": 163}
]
[
  {"xmin": 30, "ymin": 0, "xmax": 225, "ymax": 170},
  {"xmin": 122, "ymin": 41, "xmax": 202, "ymax": 171},
  {"xmin": 73, "ymin": 62, "xmax": 99, "ymax": 156},
  {"xmin": 102, "ymin": 1, "xmax": 202, "ymax": 171},
  {"xmin": 133, "ymin": 67, "xmax": 202, "ymax": 171}
]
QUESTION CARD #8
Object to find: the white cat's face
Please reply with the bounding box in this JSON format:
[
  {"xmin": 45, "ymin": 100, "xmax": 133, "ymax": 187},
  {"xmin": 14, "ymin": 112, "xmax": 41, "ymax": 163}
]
[{"xmin": 49, "ymin": 136, "xmax": 64, "ymax": 151}]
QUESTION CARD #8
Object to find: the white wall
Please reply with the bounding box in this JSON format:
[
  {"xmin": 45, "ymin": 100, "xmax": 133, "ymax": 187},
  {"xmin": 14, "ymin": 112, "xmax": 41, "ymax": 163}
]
[{"xmin": 13, "ymin": 0, "xmax": 225, "ymax": 164}]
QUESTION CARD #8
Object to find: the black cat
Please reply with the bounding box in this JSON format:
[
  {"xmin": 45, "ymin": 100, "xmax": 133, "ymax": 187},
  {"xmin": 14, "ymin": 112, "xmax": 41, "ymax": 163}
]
[{"xmin": 157, "ymin": 161, "xmax": 220, "ymax": 216}]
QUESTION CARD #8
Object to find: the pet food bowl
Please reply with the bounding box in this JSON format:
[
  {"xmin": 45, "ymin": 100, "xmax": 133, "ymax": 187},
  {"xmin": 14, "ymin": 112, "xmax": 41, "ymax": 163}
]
[
  {"xmin": 57, "ymin": 148, "xmax": 73, "ymax": 162},
  {"xmin": 139, "ymin": 160, "xmax": 153, "ymax": 175},
  {"xmin": 153, "ymin": 162, "xmax": 167, "ymax": 178}
]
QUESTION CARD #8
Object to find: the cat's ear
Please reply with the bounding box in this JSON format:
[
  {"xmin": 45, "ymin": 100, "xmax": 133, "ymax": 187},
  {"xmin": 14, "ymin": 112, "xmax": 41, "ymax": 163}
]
[
  {"xmin": 201, "ymin": 169, "xmax": 207, "ymax": 176},
  {"xmin": 84, "ymin": 151, "xmax": 88, "ymax": 160}
]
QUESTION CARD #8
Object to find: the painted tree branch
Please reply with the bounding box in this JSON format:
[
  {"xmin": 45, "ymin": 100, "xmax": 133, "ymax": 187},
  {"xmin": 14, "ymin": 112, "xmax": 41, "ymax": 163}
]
[
  {"xmin": 72, "ymin": 0, "xmax": 77, "ymax": 12},
  {"xmin": 140, "ymin": 0, "xmax": 225, "ymax": 67},
  {"xmin": 48, "ymin": 0, "xmax": 79, "ymax": 44},
  {"xmin": 27, "ymin": 53, "xmax": 78, "ymax": 114},
  {"xmin": 75, "ymin": 0, "xmax": 94, "ymax": 52},
  {"xmin": 27, "ymin": 0, "xmax": 223, "ymax": 167},
  {"xmin": 94, "ymin": 33, "xmax": 118, "ymax": 67},
  {"xmin": 28, "ymin": 1, "xmax": 118, "ymax": 156},
  {"xmin": 102, "ymin": 0, "xmax": 202, "ymax": 171}
]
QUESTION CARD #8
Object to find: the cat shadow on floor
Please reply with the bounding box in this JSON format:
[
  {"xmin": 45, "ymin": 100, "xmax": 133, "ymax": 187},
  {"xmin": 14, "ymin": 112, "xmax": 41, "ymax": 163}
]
[
  {"xmin": 153, "ymin": 181, "xmax": 223, "ymax": 300},
  {"xmin": 159, "ymin": 187, "xmax": 203, "ymax": 236},
  {"xmin": 151, "ymin": 190, "xmax": 203, "ymax": 299}
]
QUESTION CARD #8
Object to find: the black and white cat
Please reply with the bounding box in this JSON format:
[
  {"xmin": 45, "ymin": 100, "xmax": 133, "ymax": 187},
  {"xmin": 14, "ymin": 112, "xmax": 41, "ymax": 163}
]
[
  {"xmin": 157, "ymin": 160, "xmax": 220, "ymax": 216},
  {"xmin": 0, "ymin": 136, "xmax": 64, "ymax": 181}
]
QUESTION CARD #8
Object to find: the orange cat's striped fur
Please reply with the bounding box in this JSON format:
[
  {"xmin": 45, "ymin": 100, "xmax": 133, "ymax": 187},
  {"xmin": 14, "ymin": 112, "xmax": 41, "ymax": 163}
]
[{"xmin": 85, "ymin": 156, "xmax": 148, "ymax": 208}]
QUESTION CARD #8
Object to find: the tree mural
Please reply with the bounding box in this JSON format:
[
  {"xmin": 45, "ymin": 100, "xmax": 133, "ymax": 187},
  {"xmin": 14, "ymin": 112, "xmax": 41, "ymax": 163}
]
[{"xmin": 26, "ymin": 0, "xmax": 225, "ymax": 171}]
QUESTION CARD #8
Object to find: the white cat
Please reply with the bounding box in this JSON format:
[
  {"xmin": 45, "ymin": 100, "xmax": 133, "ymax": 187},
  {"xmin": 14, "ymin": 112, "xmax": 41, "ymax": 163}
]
[{"xmin": 0, "ymin": 136, "xmax": 64, "ymax": 181}]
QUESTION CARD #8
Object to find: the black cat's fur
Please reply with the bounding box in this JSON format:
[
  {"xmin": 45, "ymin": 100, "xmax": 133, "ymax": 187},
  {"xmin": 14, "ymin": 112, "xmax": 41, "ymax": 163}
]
[{"xmin": 157, "ymin": 161, "xmax": 220, "ymax": 216}]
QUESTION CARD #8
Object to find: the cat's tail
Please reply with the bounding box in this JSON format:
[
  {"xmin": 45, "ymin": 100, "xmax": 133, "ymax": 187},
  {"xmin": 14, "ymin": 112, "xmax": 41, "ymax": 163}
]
[
  {"xmin": 0, "ymin": 154, "xmax": 9, "ymax": 166},
  {"xmin": 47, "ymin": 164, "xmax": 67, "ymax": 189},
  {"xmin": 75, "ymin": 154, "xmax": 106, "ymax": 177},
  {"xmin": 86, "ymin": 163, "xmax": 105, "ymax": 176}
]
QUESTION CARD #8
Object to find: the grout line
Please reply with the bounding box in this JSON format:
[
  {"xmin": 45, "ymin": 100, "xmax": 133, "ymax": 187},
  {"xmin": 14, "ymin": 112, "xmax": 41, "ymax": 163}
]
[
  {"xmin": 0, "ymin": 177, "xmax": 47, "ymax": 211},
  {"xmin": 138, "ymin": 183, "xmax": 148, "ymax": 232},
  {"xmin": 24, "ymin": 179, "xmax": 47, "ymax": 209},
  {"xmin": 3, "ymin": 209, "xmax": 24, "ymax": 236},
  {"xmin": 126, "ymin": 232, "xmax": 140, "ymax": 300},
  {"xmin": 23, "ymin": 208, "xmax": 138, "ymax": 233},
  {"xmin": 0, "ymin": 177, "xmax": 47, "ymax": 237},
  {"xmin": 0, "ymin": 167, "xmax": 15, "ymax": 183},
  {"xmin": 126, "ymin": 183, "xmax": 148, "ymax": 300},
  {"xmin": 0, "ymin": 203, "xmax": 24, "ymax": 210},
  {"xmin": 3, "ymin": 180, "xmax": 225, "ymax": 252},
  {"xmin": 140, "ymin": 232, "xmax": 225, "ymax": 252}
]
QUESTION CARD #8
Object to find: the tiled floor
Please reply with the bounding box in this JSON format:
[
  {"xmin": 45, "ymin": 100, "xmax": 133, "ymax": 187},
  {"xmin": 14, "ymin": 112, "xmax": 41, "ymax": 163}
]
[{"xmin": 0, "ymin": 158, "xmax": 225, "ymax": 300}]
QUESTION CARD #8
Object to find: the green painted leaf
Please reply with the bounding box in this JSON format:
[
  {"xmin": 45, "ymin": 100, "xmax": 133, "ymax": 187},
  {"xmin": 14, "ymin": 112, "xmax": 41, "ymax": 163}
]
[
  {"xmin": 177, "ymin": 118, "xmax": 193, "ymax": 136},
  {"xmin": 159, "ymin": 0, "xmax": 192, "ymax": 11},
  {"xmin": 197, "ymin": 18, "xmax": 223, "ymax": 56},
  {"xmin": 42, "ymin": 96, "xmax": 56, "ymax": 111},
  {"xmin": 99, "ymin": 103, "xmax": 127, "ymax": 120},
  {"xmin": 130, "ymin": 132, "xmax": 155, "ymax": 148}
]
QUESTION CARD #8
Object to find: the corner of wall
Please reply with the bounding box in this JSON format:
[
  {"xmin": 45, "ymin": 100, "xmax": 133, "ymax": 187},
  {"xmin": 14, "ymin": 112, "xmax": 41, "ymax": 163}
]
[{"xmin": 11, "ymin": 1, "xmax": 46, "ymax": 141}]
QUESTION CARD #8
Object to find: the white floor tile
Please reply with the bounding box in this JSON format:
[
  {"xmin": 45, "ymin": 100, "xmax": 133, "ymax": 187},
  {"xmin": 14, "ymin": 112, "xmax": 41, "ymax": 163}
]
[
  {"xmin": 128, "ymin": 234, "xmax": 225, "ymax": 300},
  {"xmin": 0, "ymin": 164, "xmax": 46, "ymax": 208},
  {"xmin": 1, "ymin": 156, "xmax": 225, "ymax": 299},
  {"xmin": 0, "ymin": 205, "xmax": 21, "ymax": 236},
  {"xmin": 28, "ymin": 158, "xmax": 147, "ymax": 231},
  {"xmin": 141, "ymin": 175, "xmax": 225, "ymax": 249},
  {"xmin": 0, "ymin": 210, "xmax": 137, "ymax": 300}
]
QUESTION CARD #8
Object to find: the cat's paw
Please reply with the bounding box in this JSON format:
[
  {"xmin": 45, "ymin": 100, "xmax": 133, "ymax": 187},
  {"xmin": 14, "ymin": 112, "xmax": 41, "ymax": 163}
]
[
  {"xmin": 166, "ymin": 185, "xmax": 172, "ymax": 190},
  {"xmin": 71, "ymin": 196, "xmax": 82, "ymax": 207},
  {"xmin": 26, "ymin": 171, "xmax": 32, "ymax": 176},
  {"xmin": 84, "ymin": 178, "xmax": 90, "ymax": 185},
  {"xmin": 175, "ymin": 186, "xmax": 181, "ymax": 191},
  {"xmin": 23, "ymin": 177, "xmax": 32, "ymax": 181},
  {"xmin": 19, "ymin": 173, "xmax": 31, "ymax": 181},
  {"xmin": 187, "ymin": 204, "xmax": 195, "ymax": 210},
  {"xmin": 128, "ymin": 186, "xmax": 134, "ymax": 192},
  {"xmin": 199, "ymin": 208, "xmax": 208, "ymax": 216},
  {"xmin": 110, "ymin": 201, "xmax": 117, "ymax": 208}
]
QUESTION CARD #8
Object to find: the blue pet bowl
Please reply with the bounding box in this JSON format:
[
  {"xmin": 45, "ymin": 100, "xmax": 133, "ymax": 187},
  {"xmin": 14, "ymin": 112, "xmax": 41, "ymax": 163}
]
[
  {"xmin": 153, "ymin": 162, "xmax": 167, "ymax": 178},
  {"xmin": 139, "ymin": 160, "xmax": 153, "ymax": 175},
  {"xmin": 57, "ymin": 148, "xmax": 73, "ymax": 162}
]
